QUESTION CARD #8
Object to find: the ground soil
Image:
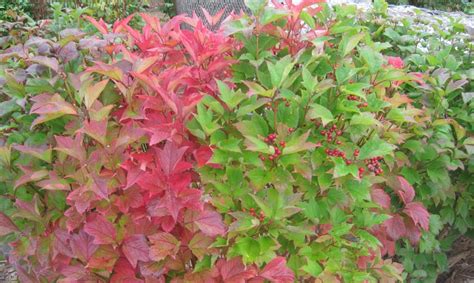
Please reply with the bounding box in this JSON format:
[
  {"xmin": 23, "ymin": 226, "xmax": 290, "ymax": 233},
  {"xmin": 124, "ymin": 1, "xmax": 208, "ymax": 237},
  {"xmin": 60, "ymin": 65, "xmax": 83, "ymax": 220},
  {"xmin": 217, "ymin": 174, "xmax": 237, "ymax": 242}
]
[{"xmin": 438, "ymin": 236, "xmax": 474, "ymax": 283}]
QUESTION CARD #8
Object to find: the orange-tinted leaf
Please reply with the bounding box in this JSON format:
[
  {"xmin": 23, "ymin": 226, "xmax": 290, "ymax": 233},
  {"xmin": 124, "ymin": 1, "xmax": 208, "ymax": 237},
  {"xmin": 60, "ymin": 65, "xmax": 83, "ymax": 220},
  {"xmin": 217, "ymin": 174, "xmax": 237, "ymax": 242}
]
[
  {"xmin": 148, "ymin": 232, "xmax": 180, "ymax": 261},
  {"xmin": 30, "ymin": 93, "xmax": 77, "ymax": 127},
  {"xmin": 0, "ymin": 212, "xmax": 19, "ymax": 236},
  {"xmin": 84, "ymin": 79, "xmax": 109, "ymax": 109}
]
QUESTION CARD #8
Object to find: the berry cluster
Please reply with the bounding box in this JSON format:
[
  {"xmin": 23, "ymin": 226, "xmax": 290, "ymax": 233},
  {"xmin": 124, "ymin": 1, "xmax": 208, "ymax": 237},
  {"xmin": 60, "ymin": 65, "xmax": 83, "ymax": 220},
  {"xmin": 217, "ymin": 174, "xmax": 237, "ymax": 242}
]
[
  {"xmin": 320, "ymin": 124, "xmax": 343, "ymax": 144},
  {"xmin": 243, "ymin": 208, "xmax": 265, "ymax": 222},
  {"xmin": 325, "ymin": 148, "xmax": 346, "ymax": 159},
  {"xmin": 364, "ymin": 156, "xmax": 384, "ymax": 175},
  {"xmin": 347, "ymin": 95, "xmax": 358, "ymax": 101},
  {"xmin": 260, "ymin": 134, "xmax": 286, "ymax": 161}
]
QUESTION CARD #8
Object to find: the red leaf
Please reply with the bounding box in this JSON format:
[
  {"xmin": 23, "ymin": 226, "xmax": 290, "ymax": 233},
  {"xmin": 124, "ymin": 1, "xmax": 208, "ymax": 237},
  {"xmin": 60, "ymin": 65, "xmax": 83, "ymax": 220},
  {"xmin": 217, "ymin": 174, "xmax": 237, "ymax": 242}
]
[
  {"xmin": 194, "ymin": 209, "xmax": 226, "ymax": 237},
  {"xmin": 371, "ymin": 187, "xmax": 391, "ymax": 210},
  {"xmin": 403, "ymin": 202, "xmax": 430, "ymax": 231},
  {"xmin": 84, "ymin": 16, "xmax": 109, "ymax": 34},
  {"xmin": 111, "ymin": 257, "xmax": 144, "ymax": 283},
  {"xmin": 216, "ymin": 257, "xmax": 257, "ymax": 283},
  {"xmin": 84, "ymin": 214, "xmax": 117, "ymax": 245},
  {"xmin": 55, "ymin": 134, "xmax": 86, "ymax": 162},
  {"xmin": 404, "ymin": 218, "xmax": 422, "ymax": 245},
  {"xmin": 158, "ymin": 142, "xmax": 188, "ymax": 175},
  {"xmin": 193, "ymin": 146, "xmax": 213, "ymax": 167},
  {"xmin": 383, "ymin": 214, "xmax": 406, "ymax": 241},
  {"xmin": 0, "ymin": 212, "xmax": 19, "ymax": 236},
  {"xmin": 53, "ymin": 229, "xmax": 74, "ymax": 258},
  {"xmin": 88, "ymin": 245, "xmax": 120, "ymax": 273},
  {"xmin": 148, "ymin": 232, "xmax": 180, "ymax": 261},
  {"xmin": 122, "ymin": 234, "xmax": 150, "ymax": 268},
  {"xmin": 390, "ymin": 176, "xmax": 415, "ymax": 204},
  {"xmin": 70, "ymin": 230, "xmax": 98, "ymax": 262},
  {"xmin": 259, "ymin": 257, "xmax": 295, "ymax": 283}
]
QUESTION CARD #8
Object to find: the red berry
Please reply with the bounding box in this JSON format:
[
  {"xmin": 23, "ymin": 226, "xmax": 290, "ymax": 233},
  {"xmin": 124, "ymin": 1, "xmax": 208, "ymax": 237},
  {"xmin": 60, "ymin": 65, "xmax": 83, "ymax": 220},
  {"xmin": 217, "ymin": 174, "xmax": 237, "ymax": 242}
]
[
  {"xmin": 260, "ymin": 156, "xmax": 266, "ymax": 161},
  {"xmin": 321, "ymin": 131, "xmax": 326, "ymax": 135},
  {"xmin": 288, "ymin": 128, "xmax": 294, "ymax": 133},
  {"xmin": 345, "ymin": 160, "xmax": 352, "ymax": 165},
  {"xmin": 358, "ymin": 167, "xmax": 365, "ymax": 173},
  {"xmin": 332, "ymin": 125, "xmax": 337, "ymax": 130},
  {"xmin": 269, "ymin": 155, "xmax": 275, "ymax": 161},
  {"xmin": 336, "ymin": 140, "xmax": 342, "ymax": 145},
  {"xmin": 280, "ymin": 141, "xmax": 286, "ymax": 147},
  {"xmin": 250, "ymin": 208, "xmax": 255, "ymax": 212},
  {"xmin": 264, "ymin": 137, "xmax": 270, "ymax": 143},
  {"xmin": 285, "ymin": 102, "xmax": 290, "ymax": 107},
  {"xmin": 336, "ymin": 130, "xmax": 342, "ymax": 136}
]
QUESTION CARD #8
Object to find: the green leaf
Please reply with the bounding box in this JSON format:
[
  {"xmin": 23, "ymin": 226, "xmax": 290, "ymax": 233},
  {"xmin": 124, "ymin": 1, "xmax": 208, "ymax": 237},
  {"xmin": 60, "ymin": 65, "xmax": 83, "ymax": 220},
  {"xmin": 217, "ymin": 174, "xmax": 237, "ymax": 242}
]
[
  {"xmin": 300, "ymin": 11, "xmax": 315, "ymax": 29},
  {"xmin": 244, "ymin": 0, "xmax": 267, "ymax": 14},
  {"xmin": 302, "ymin": 260, "xmax": 322, "ymax": 277},
  {"xmin": 359, "ymin": 136, "xmax": 396, "ymax": 160},
  {"xmin": 359, "ymin": 46, "xmax": 384, "ymax": 74},
  {"xmin": 267, "ymin": 56, "xmax": 295, "ymax": 88},
  {"xmin": 350, "ymin": 113, "xmax": 382, "ymax": 127},
  {"xmin": 307, "ymin": 104, "xmax": 334, "ymax": 126},
  {"xmin": 195, "ymin": 103, "xmax": 220, "ymax": 136},
  {"xmin": 217, "ymin": 80, "xmax": 245, "ymax": 109},
  {"xmin": 339, "ymin": 32, "xmax": 365, "ymax": 57},
  {"xmin": 261, "ymin": 7, "xmax": 288, "ymax": 26},
  {"xmin": 235, "ymin": 237, "xmax": 260, "ymax": 263},
  {"xmin": 333, "ymin": 157, "xmax": 358, "ymax": 178},
  {"xmin": 282, "ymin": 131, "xmax": 317, "ymax": 155},
  {"xmin": 244, "ymin": 136, "xmax": 274, "ymax": 154},
  {"xmin": 341, "ymin": 83, "xmax": 371, "ymax": 100}
]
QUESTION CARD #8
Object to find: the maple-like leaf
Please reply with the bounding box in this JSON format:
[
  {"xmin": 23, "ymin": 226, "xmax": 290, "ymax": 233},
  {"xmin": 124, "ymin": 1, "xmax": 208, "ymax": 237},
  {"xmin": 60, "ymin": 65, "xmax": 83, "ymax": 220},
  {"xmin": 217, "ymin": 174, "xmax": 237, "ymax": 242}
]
[
  {"xmin": 389, "ymin": 176, "xmax": 415, "ymax": 204},
  {"xmin": 216, "ymin": 257, "xmax": 257, "ymax": 282},
  {"xmin": 53, "ymin": 229, "xmax": 74, "ymax": 259},
  {"xmin": 383, "ymin": 214, "xmax": 406, "ymax": 241},
  {"xmin": 193, "ymin": 209, "xmax": 226, "ymax": 237},
  {"xmin": 110, "ymin": 257, "xmax": 144, "ymax": 283},
  {"xmin": 259, "ymin": 257, "xmax": 295, "ymax": 283},
  {"xmin": 403, "ymin": 202, "xmax": 430, "ymax": 231},
  {"xmin": 148, "ymin": 232, "xmax": 180, "ymax": 261},
  {"xmin": 88, "ymin": 245, "xmax": 120, "ymax": 273},
  {"xmin": 70, "ymin": 230, "xmax": 98, "ymax": 262},
  {"xmin": 30, "ymin": 93, "xmax": 77, "ymax": 127},
  {"xmin": 122, "ymin": 234, "xmax": 150, "ymax": 268},
  {"xmin": 0, "ymin": 212, "xmax": 19, "ymax": 236},
  {"xmin": 188, "ymin": 232, "xmax": 214, "ymax": 260},
  {"xmin": 84, "ymin": 214, "xmax": 117, "ymax": 245},
  {"xmin": 158, "ymin": 142, "xmax": 189, "ymax": 176}
]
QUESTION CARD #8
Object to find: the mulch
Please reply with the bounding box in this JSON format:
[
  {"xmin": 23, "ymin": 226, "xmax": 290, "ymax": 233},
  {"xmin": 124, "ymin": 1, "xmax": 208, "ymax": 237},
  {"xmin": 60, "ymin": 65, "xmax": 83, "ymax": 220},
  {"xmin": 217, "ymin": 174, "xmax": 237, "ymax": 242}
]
[{"xmin": 438, "ymin": 236, "xmax": 474, "ymax": 283}]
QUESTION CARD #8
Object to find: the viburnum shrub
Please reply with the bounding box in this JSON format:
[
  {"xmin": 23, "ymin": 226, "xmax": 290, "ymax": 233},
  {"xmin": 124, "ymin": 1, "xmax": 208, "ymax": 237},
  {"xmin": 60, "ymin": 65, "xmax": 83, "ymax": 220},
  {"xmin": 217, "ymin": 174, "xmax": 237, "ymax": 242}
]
[{"xmin": 187, "ymin": 0, "xmax": 442, "ymax": 281}]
